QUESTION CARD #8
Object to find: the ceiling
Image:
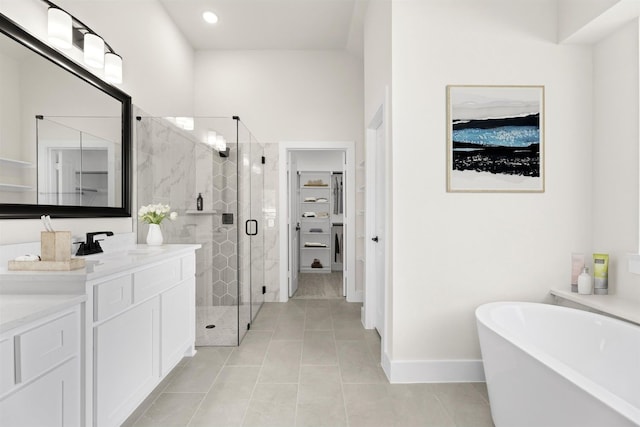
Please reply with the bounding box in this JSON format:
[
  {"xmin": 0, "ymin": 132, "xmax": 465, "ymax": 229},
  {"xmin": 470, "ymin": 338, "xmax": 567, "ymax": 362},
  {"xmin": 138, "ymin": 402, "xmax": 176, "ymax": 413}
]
[{"xmin": 159, "ymin": 0, "xmax": 365, "ymax": 52}]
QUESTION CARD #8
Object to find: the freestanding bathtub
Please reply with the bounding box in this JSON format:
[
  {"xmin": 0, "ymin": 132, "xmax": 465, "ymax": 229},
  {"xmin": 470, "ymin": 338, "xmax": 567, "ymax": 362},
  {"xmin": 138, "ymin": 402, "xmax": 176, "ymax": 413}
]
[{"xmin": 476, "ymin": 301, "xmax": 640, "ymax": 427}]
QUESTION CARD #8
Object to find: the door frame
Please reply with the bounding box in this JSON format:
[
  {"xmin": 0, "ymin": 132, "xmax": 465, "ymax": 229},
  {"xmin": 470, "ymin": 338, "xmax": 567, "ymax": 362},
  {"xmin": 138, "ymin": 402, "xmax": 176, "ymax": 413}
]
[
  {"xmin": 278, "ymin": 141, "xmax": 357, "ymax": 302},
  {"xmin": 364, "ymin": 88, "xmax": 391, "ymax": 359},
  {"xmin": 364, "ymin": 105, "xmax": 384, "ymax": 330}
]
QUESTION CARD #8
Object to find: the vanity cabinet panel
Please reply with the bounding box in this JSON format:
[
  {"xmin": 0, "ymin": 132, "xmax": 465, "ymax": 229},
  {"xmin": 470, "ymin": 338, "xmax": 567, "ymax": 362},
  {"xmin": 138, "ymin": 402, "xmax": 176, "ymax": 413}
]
[
  {"xmin": 133, "ymin": 258, "xmax": 181, "ymax": 303},
  {"xmin": 0, "ymin": 358, "xmax": 80, "ymax": 427},
  {"xmin": 181, "ymin": 253, "xmax": 196, "ymax": 278},
  {"xmin": 15, "ymin": 311, "xmax": 79, "ymax": 383},
  {"xmin": 0, "ymin": 303, "xmax": 82, "ymax": 427},
  {"xmin": 94, "ymin": 275, "xmax": 133, "ymax": 321},
  {"xmin": 94, "ymin": 296, "xmax": 160, "ymax": 427},
  {"xmin": 0, "ymin": 338, "xmax": 13, "ymax": 395},
  {"xmin": 160, "ymin": 278, "xmax": 193, "ymax": 376}
]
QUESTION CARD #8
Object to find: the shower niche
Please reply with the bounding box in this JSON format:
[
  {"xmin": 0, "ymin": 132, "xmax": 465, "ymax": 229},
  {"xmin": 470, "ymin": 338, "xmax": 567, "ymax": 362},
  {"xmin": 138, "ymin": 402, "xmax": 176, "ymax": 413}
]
[{"xmin": 136, "ymin": 115, "xmax": 265, "ymax": 346}]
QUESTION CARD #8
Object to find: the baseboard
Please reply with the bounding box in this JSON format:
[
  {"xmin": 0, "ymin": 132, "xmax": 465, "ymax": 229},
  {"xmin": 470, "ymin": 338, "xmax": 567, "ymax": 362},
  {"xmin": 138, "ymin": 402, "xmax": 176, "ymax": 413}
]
[{"xmin": 384, "ymin": 358, "xmax": 486, "ymax": 383}]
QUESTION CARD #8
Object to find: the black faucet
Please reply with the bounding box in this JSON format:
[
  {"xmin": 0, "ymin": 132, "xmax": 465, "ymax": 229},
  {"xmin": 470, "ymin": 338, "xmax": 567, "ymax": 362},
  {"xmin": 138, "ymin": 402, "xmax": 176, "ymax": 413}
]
[{"xmin": 76, "ymin": 231, "xmax": 114, "ymax": 256}]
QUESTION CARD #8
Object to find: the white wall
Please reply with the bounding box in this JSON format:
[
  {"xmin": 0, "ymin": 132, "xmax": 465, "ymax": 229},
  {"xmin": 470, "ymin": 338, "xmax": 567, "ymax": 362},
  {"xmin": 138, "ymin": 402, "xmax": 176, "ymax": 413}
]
[
  {"xmin": 293, "ymin": 150, "xmax": 343, "ymax": 171},
  {"xmin": 557, "ymin": 0, "xmax": 623, "ymax": 41},
  {"xmin": 389, "ymin": 0, "xmax": 593, "ymax": 376},
  {"xmin": 0, "ymin": 0, "xmax": 194, "ymax": 244},
  {"xmin": 363, "ymin": 0, "xmax": 393, "ymax": 359},
  {"xmin": 194, "ymin": 50, "xmax": 363, "ymax": 144},
  {"xmin": 364, "ymin": 0, "xmax": 391, "ymax": 124},
  {"xmin": 592, "ymin": 19, "xmax": 640, "ymax": 302}
]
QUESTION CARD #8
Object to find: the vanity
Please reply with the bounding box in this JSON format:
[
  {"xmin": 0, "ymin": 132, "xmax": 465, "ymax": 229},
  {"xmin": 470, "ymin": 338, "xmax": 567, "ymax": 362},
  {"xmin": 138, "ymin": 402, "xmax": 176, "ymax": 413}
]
[{"xmin": 0, "ymin": 243, "xmax": 200, "ymax": 427}]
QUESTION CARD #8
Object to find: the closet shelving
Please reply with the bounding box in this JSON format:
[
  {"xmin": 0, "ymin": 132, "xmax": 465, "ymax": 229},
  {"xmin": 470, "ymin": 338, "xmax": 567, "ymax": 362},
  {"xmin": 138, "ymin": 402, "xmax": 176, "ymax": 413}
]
[{"xmin": 299, "ymin": 171, "xmax": 331, "ymax": 273}]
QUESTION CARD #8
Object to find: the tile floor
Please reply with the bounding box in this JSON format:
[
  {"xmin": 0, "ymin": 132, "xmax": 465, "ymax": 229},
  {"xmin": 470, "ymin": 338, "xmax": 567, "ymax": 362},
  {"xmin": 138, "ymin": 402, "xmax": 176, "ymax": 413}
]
[
  {"xmin": 123, "ymin": 299, "xmax": 495, "ymax": 427},
  {"xmin": 293, "ymin": 272, "xmax": 343, "ymax": 299}
]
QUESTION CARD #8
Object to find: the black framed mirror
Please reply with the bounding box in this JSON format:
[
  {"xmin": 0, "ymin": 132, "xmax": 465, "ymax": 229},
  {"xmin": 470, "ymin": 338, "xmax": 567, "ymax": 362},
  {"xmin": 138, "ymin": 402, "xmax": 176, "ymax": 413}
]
[{"xmin": 0, "ymin": 13, "xmax": 131, "ymax": 219}]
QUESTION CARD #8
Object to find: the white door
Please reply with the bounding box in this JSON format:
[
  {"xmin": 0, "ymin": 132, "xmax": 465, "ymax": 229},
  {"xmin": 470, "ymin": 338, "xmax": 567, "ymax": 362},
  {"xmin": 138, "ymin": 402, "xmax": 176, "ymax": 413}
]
[
  {"xmin": 341, "ymin": 151, "xmax": 347, "ymax": 297},
  {"xmin": 288, "ymin": 154, "xmax": 299, "ymax": 297},
  {"xmin": 374, "ymin": 124, "xmax": 386, "ymax": 336}
]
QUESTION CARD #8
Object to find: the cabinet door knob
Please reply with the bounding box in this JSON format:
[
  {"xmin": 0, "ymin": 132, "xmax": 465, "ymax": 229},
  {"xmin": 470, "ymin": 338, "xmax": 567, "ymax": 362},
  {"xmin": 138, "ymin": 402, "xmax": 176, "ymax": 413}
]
[{"xmin": 371, "ymin": 236, "xmax": 379, "ymax": 243}]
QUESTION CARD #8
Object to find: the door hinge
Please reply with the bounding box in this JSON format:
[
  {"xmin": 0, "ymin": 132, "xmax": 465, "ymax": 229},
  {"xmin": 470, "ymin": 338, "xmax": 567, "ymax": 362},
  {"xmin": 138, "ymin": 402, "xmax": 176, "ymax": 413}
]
[
  {"xmin": 261, "ymin": 156, "xmax": 266, "ymax": 164},
  {"xmin": 262, "ymin": 285, "xmax": 266, "ymax": 295},
  {"xmin": 247, "ymin": 323, "xmax": 251, "ymax": 330}
]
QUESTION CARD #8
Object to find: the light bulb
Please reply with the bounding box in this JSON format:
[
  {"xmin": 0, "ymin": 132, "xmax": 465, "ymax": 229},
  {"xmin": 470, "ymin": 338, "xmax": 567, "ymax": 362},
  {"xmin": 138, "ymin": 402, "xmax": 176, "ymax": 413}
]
[
  {"xmin": 104, "ymin": 52, "xmax": 122, "ymax": 84},
  {"xmin": 48, "ymin": 7, "xmax": 72, "ymax": 50},
  {"xmin": 202, "ymin": 11, "xmax": 219, "ymax": 24},
  {"xmin": 84, "ymin": 33, "xmax": 105, "ymax": 68}
]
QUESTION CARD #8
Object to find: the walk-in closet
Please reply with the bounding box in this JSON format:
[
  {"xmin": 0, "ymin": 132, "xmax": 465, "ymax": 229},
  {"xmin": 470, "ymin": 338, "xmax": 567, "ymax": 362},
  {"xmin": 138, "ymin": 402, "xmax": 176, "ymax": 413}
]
[{"xmin": 291, "ymin": 150, "xmax": 346, "ymax": 298}]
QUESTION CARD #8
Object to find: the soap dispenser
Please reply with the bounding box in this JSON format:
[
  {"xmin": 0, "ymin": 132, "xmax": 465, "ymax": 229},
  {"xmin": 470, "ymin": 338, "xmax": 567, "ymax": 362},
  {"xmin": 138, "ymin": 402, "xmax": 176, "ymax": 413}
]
[
  {"xmin": 197, "ymin": 193, "xmax": 203, "ymax": 211},
  {"xmin": 577, "ymin": 267, "xmax": 592, "ymax": 295}
]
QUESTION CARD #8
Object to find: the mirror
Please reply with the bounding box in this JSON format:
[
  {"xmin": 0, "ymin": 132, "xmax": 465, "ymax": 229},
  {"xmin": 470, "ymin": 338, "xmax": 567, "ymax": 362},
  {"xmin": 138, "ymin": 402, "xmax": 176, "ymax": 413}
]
[{"xmin": 0, "ymin": 13, "xmax": 131, "ymax": 218}]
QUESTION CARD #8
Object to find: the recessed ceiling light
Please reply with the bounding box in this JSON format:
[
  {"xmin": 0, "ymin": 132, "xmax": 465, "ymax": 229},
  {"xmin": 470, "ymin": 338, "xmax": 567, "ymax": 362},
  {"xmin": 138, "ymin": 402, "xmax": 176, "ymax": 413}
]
[{"xmin": 202, "ymin": 11, "xmax": 218, "ymax": 24}]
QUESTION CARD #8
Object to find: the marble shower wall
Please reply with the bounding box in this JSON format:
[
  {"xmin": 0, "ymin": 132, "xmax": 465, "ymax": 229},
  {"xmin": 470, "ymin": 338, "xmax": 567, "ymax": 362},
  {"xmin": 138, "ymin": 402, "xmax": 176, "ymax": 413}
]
[
  {"xmin": 136, "ymin": 116, "xmax": 239, "ymax": 307},
  {"xmin": 262, "ymin": 143, "xmax": 280, "ymax": 302}
]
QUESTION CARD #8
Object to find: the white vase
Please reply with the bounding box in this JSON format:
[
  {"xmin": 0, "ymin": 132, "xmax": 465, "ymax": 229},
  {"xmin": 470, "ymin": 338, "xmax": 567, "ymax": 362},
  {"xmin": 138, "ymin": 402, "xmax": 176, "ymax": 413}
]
[{"xmin": 146, "ymin": 223, "xmax": 163, "ymax": 246}]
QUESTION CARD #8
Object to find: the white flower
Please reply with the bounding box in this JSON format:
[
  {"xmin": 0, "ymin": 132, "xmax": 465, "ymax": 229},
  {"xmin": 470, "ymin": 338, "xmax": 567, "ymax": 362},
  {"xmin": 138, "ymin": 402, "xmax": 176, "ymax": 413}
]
[{"xmin": 137, "ymin": 203, "xmax": 177, "ymax": 225}]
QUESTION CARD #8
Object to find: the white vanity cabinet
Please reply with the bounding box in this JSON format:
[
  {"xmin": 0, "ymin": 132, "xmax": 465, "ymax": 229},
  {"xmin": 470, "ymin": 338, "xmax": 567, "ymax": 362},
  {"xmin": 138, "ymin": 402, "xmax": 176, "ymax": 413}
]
[
  {"xmin": 0, "ymin": 243, "xmax": 199, "ymax": 427},
  {"xmin": 91, "ymin": 251, "xmax": 197, "ymax": 427},
  {"xmin": 0, "ymin": 302, "xmax": 83, "ymax": 427}
]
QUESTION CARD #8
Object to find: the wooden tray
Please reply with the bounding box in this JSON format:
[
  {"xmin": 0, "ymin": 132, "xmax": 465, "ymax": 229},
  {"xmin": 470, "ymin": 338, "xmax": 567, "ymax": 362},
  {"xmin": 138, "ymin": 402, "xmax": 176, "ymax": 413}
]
[{"xmin": 8, "ymin": 258, "xmax": 86, "ymax": 271}]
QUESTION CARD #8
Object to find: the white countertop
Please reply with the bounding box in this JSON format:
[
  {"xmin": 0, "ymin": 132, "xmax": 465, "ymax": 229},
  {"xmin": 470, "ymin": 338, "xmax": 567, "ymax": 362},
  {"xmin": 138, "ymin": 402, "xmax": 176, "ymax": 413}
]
[
  {"xmin": 0, "ymin": 294, "xmax": 87, "ymax": 334},
  {"xmin": 550, "ymin": 288, "xmax": 640, "ymax": 325},
  {"xmin": 0, "ymin": 244, "xmax": 201, "ymax": 286}
]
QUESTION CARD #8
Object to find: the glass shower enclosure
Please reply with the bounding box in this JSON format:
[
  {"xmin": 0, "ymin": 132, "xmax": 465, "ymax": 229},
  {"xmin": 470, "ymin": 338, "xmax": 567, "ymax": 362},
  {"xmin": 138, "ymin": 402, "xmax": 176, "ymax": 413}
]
[{"xmin": 136, "ymin": 115, "xmax": 264, "ymax": 346}]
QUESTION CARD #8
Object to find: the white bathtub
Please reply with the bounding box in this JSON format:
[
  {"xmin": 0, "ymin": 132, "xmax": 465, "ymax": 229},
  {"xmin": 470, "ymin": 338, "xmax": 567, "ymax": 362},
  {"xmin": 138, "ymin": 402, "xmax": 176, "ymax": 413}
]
[{"xmin": 476, "ymin": 302, "xmax": 640, "ymax": 427}]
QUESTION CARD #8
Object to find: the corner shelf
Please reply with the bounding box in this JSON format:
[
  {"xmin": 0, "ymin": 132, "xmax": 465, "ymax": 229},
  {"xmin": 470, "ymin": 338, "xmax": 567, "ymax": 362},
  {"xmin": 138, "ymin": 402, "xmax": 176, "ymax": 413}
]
[
  {"xmin": 185, "ymin": 209, "xmax": 220, "ymax": 215},
  {"xmin": 550, "ymin": 288, "xmax": 640, "ymax": 325}
]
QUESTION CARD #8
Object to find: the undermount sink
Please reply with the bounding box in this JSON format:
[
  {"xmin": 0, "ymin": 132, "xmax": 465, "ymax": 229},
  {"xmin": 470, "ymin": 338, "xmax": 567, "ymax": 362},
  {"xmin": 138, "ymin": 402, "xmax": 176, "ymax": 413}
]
[{"xmin": 80, "ymin": 247, "xmax": 165, "ymax": 260}]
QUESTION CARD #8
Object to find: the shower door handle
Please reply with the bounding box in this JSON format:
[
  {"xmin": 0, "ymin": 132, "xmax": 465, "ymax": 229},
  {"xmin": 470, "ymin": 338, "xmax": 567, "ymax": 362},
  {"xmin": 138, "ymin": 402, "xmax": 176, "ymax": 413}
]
[{"xmin": 245, "ymin": 219, "xmax": 258, "ymax": 236}]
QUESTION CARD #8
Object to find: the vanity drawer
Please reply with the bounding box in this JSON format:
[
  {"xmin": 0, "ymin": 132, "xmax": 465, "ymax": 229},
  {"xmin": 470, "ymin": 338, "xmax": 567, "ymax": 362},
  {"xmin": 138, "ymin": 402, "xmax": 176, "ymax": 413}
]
[
  {"xmin": 95, "ymin": 275, "xmax": 133, "ymax": 321},
  {"xmin": 181, "ymin": 253, "xmax": 196, "ymax": 279},
  {"xmin": 0, "ymin": 337, "xmax": 14, "ymax": 395},
  {"xmin": 133, "ymin": 258, "xmax": 181, "ymax": 303},
  {"xmin": 15, "ymin": 310, "xmax": 79, "ymax": 384}
]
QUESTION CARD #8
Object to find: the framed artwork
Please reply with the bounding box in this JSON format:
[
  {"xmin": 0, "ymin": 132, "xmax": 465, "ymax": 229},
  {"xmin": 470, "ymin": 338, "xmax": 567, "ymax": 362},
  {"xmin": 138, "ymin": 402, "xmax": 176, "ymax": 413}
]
[{"xmin": 446, "ymin": 85, "xmax": 545, "ymax": 192}]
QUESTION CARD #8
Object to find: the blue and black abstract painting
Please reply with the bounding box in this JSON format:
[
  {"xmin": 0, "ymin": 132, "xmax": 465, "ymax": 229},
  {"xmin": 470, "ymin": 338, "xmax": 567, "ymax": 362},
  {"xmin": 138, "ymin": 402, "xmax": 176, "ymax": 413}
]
[{"xmin": 448, "ymin": 86, "xmax": 544, "ymax": 192}]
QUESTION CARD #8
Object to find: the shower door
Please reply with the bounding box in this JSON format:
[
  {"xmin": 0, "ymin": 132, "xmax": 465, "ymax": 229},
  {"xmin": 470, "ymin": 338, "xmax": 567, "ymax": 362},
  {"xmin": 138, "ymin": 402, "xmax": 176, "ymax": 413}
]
[
  {"xmin": 250, "ymin": 137, "xmax": 265, "ymax": 322},
  {"xmin": 237, "ymin": 119, "xmax": 265, "ymax": 344}
]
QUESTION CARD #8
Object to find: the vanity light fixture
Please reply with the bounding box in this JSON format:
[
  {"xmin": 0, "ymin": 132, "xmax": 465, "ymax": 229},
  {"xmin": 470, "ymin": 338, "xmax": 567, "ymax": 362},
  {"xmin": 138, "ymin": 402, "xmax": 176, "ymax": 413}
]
[
  {"xmin": 42, "ymin": 0, "xmax": 123, "ymax": 84},
  {"xmin": 104, "ymin": 52, "xmax": 123, "ymax": 84},
  {"xmin": 83, "ymin": 33, "xmax": 105, "ymax": 68},
  {"xmin": 202, "ymin": 11, "xmax": 219, "ymax": 24},
  {"xmin": 47, "ymin": 7, "xmax": 72, "ymax": 49}
]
